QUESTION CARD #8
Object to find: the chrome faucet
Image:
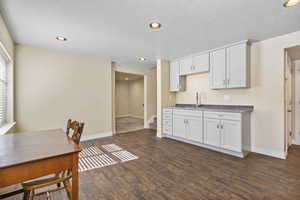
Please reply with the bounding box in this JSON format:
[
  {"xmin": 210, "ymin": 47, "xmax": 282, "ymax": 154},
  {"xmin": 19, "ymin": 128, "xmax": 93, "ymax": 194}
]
[{"xmin": 196, "ymin": 92, "xmax": 201, "ymax": 107}]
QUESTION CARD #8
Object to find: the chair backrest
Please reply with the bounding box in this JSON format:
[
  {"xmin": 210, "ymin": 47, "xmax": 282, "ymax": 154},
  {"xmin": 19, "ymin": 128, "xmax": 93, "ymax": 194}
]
[{"xmin": 66, "ymin": 119, "xmax": 84, "ymax": 144}]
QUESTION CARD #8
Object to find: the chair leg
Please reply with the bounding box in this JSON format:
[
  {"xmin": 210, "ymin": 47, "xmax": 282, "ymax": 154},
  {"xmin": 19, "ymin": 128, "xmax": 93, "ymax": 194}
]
[
  {"xmin": 28, "ymin": 190, "xmax": 34, "ymax": 200},
  {"xmin": 63, "ymin": 180, "xmax": 72, "ymax": 200},
  {"xmin": 23, "ymin": 190, "xmax": 29, "ymax": 200}
]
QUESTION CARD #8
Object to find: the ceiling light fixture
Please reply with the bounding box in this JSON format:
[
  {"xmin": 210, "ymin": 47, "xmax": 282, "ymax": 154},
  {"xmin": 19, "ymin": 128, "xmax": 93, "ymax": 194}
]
[
  {"xmin": 283, "ymin": 0, "xmax": 300, "ymax": 7},
  {"xmin": 149, "ymin": 22, "xmax": 161, "ymax": 29},
  {"xmin": 138, "ymin": 57, "xmax": 146, "ymax": 62},
  {"xmin": 56, "ymin": 36, "xmax": 67, "ymax": 41}
]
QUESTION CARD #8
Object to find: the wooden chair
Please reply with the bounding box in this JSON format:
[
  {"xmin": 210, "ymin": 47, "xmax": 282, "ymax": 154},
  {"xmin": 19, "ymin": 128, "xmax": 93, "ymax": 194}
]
[{"xmin": 22, "ymin": 119, "xmax": 84, "ymax": 200}]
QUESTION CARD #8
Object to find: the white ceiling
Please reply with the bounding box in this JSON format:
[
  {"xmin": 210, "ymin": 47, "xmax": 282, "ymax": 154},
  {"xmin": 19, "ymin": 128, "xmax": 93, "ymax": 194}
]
[{"xmin": 1, "ymin": 0, "xmax": 300, "ymax": 68}]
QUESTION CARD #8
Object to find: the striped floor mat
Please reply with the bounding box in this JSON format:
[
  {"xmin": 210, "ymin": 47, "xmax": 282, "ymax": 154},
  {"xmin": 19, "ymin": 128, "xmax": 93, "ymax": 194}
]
[
  {"xmin": 79, "ymin": 143, "xmax": 138, "ymax": 172},
  {"xmin": 80, "ymin": 146, "xmax": 104, "ymax": 158},
  {"xmin": 79, "ymin": 154, "xmax": 117, "ymax": 172}
]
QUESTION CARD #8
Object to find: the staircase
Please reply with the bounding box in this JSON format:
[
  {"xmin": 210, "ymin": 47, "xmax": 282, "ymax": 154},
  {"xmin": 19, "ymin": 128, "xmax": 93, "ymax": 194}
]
[{"xmin": 149, "ymin": 116, "xmax": 157, "ymax": 130}]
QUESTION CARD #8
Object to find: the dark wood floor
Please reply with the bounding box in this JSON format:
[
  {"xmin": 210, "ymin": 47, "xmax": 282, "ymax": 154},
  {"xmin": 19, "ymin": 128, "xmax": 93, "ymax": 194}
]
[{"xmin": 5, "ymin": 129, "xmax": 300, "ymax": 200}]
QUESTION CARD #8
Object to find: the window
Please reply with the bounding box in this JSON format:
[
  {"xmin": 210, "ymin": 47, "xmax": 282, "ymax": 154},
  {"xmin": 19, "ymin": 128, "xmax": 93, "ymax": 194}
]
[{"xmin": 0, "ymin": 51, "xmax": 8, "ymax": 127}]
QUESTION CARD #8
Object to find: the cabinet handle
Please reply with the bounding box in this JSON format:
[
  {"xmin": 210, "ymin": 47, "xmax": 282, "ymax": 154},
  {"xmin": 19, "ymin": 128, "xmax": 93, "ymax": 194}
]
[
  {"xmin": 217, "ymin": 124, "xmax": 219, "ymax": 129},
  {"xmin": 220, "ymin": 125, "xmax": 223, "ymax": 129},
  {"xmin": 227, "ymin": 79, "xmax": 230, "ymax": 85}
]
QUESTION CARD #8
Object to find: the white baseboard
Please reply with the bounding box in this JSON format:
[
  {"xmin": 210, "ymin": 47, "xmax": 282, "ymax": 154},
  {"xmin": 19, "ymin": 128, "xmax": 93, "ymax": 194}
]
[
  {"xmin": 116, "ymin": 115, "xmax": 130, "ymax": 118},
  {"xmin": 129, "ymin": 115, "xmax": 144, "ymax": 119},
  {"xmin": 251, "ymin": 147, "xmax": 286, "ymax": 159},
  {"xmin": 116, "ymin": 115, "xmax": 144, "ymax": 119},
  {"xmin": 81, "ymin": 131, "xmax": 113, "ymax": 141}
]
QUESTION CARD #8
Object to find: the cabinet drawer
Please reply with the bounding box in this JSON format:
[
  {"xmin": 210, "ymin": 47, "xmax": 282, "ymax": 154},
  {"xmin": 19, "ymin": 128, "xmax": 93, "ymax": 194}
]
[
  {"xmin": 204, "ymin": 111, "xmax": 241, "ymax": 121},
  {"xmin": 173, "ymin": 109, "xmax": 202, "ymax": 117},
  {"xmin": 163, "ymin": 109, "xmax": 173, "ymax": 114},
  {"xmin": 163, "ymin": 120, "xmax": 172, "ymax": 126},
  {"xmin": 163, "ymin": 113, "xmax": 172, "ymax": 120}
]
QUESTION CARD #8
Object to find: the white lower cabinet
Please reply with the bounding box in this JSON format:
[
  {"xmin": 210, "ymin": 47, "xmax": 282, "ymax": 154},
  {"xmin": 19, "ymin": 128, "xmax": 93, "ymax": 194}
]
[
  {"xmin": 204, "ymin": 118, "xmax": 241, "ymax": 152},
  {"xmin": 173, "ymin": 115, "xmax": 187, "ymax": 138},
  {"xmin": 204, "ymin": 118, "xmax": 220, "ymax": 147},
  {"xmin": 186, "ymin": 117, "xmax": 203, "ymax": 143},
  {"xmin": 164, "ymin": 109, "xmax": 251, "ymax": 158},
  {"xmin": 220, "ymin": 120, "xmax": 241, "ymax": 152}
]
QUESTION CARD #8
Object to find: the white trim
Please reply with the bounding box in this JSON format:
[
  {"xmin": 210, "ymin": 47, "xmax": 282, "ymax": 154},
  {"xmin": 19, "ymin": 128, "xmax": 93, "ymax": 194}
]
[
  {"xmin": 0, "ymin": 122, "xmax": 16, "ymax": 135},
  {"xmin": 115, "ymin": 115, "xmax": 144, "ymax": 119},
  {"xmin": 116, "ymin": 115, "xmax": 131, "ymax": 118},
  {"xmin": 81, "ymin": 131, "xmax": 113, "ymax": 141},
  {"xmin": 251, "ymin": 147, "xmax": 287, "ymax": 159},
  {"xmin": 130, "ymin": 115, "xmax": 144, "ymax": 119},
  {"xmin": 144, "ymin": 75, "xmax": 148, "ymax": 128}
]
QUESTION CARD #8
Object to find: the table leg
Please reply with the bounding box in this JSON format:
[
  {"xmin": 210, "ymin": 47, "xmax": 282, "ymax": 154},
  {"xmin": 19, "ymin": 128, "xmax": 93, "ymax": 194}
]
[{"xmin": 71, "ymin": 153, "xmax": 79, "ymax": 200}]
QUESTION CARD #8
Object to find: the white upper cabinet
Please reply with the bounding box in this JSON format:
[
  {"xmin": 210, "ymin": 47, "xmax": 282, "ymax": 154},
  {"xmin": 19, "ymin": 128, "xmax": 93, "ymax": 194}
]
[
  {"xmin": 179, "ymin": 57, "xmax": 193, "ymax": 75},
  {"xmin": 179, "ymin": 53, "xmax": 209, "ymax": 76},
  {"xmin": 170, "ymin": 61, "xmax": 185, "ymax": 92},
  {"xmin": 210, "ymin": 41, "xmax": 250, "ymax": 89},
  {"xmin": 170, "ymin": 61, "xmax": 180, "ymax": 91},
  {"xmin": 226, "ymin": 43, "xmax": 248, "ymax": 88},
  {"xmin": 170, "ymin": 40, "xmax": 250, "ymax": 92},
  {"xmin": 210, "ymin": 49, "xmax": 226, "ymax": 89},
  {"xmin": 193, "ymin": 53, "xmax": 209, "ymax": 73}
]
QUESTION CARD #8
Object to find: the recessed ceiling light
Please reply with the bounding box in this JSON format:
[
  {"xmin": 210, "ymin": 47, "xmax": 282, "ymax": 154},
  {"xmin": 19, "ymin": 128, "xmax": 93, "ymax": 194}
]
[
  {"xmin": 56, "ymin": 36, "xmax": 67, "ymax": 41},
  {"xmin": 149, "ymin": 22, "xmax": 161, "ymax": 29},
  {"xmin": 125, "ymin": 77, "xmax": 129, "ymax": 81},
  {"xmin": 138, "ymin": 57, "xmax": 146, "ymax": 62},
  {"xmin": 283, "ymin": 0, "xmax": 300, "ymax": 7}
]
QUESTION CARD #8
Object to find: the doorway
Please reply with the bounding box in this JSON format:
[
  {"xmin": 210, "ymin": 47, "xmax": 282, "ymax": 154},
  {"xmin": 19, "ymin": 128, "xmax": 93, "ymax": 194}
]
[
  {"xmin": 115, "ymin": 72, "xmax": 145, "ymax": 134},
  {"xmin": 285, "ymin": 45, "xmax": 300, "ymax": 152}
]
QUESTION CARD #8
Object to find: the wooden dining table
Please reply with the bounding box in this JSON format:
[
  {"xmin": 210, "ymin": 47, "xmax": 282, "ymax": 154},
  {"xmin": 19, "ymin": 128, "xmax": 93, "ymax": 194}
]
[{"xmin": 0, "ymin": 129, "xmax": 81, "ymax": 200}]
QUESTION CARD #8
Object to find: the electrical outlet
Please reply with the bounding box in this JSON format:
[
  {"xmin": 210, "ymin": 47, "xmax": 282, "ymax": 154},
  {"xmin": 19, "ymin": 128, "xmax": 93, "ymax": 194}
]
[{"xmin": 224, "ymin": 95, "xmax": 231, "ymax": 101}]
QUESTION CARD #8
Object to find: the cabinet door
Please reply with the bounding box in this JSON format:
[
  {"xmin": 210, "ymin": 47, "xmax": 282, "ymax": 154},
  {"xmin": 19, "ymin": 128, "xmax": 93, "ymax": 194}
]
[
  {"xmin": 193, "ymin": 53, "xmax": 209, "ymax": 73},
  {"xmin": 180, "ymin": 57, "xmax": 193, "ymax": 75},
  {"xmin": 204, "ymin": 118, "xmax": 221, "ymax": 147},
  {"xmin": 220, "ymin": 120, "xmax": 241, "ymax": 152},
  {"xmin": 210, "ymin": 49, "xmax": 226, "ymax": 89},
  {"xmin": 170, "ymin": 61, "xmax": 180, "ymax": 92},
  {"xmin": 173, "ymin": 115, "xmax": 187, "ymax": 139},
  {"xmin": 226, "ymin": 43, "xmax": 247, "ymax": 88},
  {"xmin": 186, "ymin": 117, "xmax": 203, "ymax": 143}
]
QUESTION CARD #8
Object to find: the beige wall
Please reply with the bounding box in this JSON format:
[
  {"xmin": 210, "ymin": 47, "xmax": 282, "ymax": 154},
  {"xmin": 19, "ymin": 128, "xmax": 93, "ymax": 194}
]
[
  {"xmin": 147, "ymin": 68, "xmax": 157, "ymax": 120},
  {"xmin": 115, "ymin": 79, "xmax": 144, "ymax": 118},
  {"xmin": 115, "ymin": 80, "xmax": 129, "ymax": 117},
  {"xmin": 176, "ymin": 30, "xmax": 300, "ymax": 158},
  {"xmin": 128, "ymin": 79, "xmax": 144, "ymax": 118},
  {"xmin": 15, "ymin": 44, "xmax": 112, "ymax": 136},
  {"xmin": 157, "ymin": 60, "xmax": 176, "ymax": 137}
]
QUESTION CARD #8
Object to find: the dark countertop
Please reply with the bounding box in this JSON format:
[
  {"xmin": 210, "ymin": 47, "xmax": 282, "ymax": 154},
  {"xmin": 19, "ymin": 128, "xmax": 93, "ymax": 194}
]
[{"xmin": 165, "ymin": 104, "xmax": 254, "ymax": 113}]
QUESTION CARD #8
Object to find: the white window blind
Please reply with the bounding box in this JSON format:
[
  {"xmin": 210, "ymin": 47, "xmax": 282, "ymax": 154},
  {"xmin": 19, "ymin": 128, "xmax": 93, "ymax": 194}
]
[{"xmin": 0, "ymin": 53, "xmax": 8, "ymax": 126}]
